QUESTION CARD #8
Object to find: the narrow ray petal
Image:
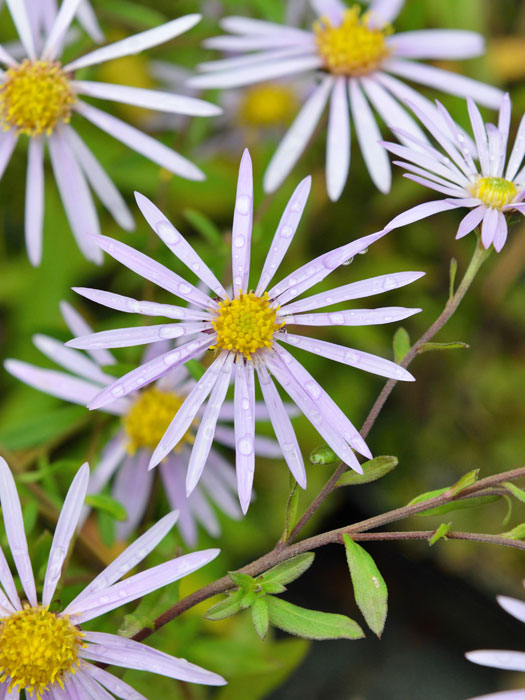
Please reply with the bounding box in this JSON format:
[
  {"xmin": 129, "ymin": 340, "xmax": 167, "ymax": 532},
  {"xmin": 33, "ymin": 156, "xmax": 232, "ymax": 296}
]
[
  {"xmin": 326, "ymin": 76, "xmax": 351, "ymax": 201},
  {"xmin": 389, "ymin": 30, "xmax": 484, "ymax": 59},
  {"xmin": 456, "ymin": 205, "xmax": 485, "ymax": 239},
  {"xmin": 234, "ymin": 360, "xmax": 256, "ymax": 514},
  {"xmin": 385, "ymin": 199, "xmax": 459, "ymax": 231},
  {"xmin": 6, "ymin": 0, "xmax": 36, "ymax": 59},
  {"xmin": 285, "ymin": 306, "xmax": 420, "ymax": 327},
  {"xmin": 232, "ymin": 149, "xmax": 253, "ymax": 295},
  {"xmin": 34, "ymin": 333, "xmax": 113, "ymax": 384},
  {"xmin": 66, "ymin": 322, "xmax": 208, "ymax": 350},
  {"xmin": 43, "ymin": 0, "xmax": 83, "ymax": 59},
  {"xmin": 60, "ymin": 300, "xmax": 116, "ymax": 367},
  {"xmin": 25, "ymin": 137, "xmax": 44, "ymax": 266}
]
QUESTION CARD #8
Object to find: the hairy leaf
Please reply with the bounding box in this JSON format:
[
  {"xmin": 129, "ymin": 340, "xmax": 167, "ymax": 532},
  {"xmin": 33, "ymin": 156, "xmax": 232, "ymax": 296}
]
[
  {"xmin": 336, "ymin": 456, "xmax": 398, "ymax": 487},
  {"xmin": 266, "ymin": 596, "xmax": 364, "ymax": 640},
  {"xmin": 260, "ymin": 553, "xmax": 315, "ymax": 587},
  {"xmin": 251, "ymin": 597, "xmax": 270, "ymax": 640},
  {"xmin": 309, "ymin": 445, "xmax": 338, "ymax": 465},
  {"xmin": 85, "ymin": 493, "xmax": 127, "ymax": 521},
  {"xmin": 205, "ymin": 590, "xmax": 245, "ymax": 621},
  {"xmin": 429, "ymin": 522, "xmax": 452, "ymax": 546}
]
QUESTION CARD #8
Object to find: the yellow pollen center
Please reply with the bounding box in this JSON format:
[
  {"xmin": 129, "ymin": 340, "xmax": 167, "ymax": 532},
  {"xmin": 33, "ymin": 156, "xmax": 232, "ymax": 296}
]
[
  {"xmin": 0, "ymin": 605, "xmax": 83, "ymax": 698},
  {"xmin": 470, "ymin": 176, "xmax": 518, "ymax": 210},
  {"xmin": 238, "ymin": 83, "xmax": 298, "ymax": 128},
  {"xmin": 212, "ymin": 291, "xmax": 283, "ymax": 359},
  {"xmin": 314, "ymin": 6, "xmax": 391, "ymax": 76},
  {"xmin": 0, "ymin": 60, "xmax": 76, "ymax": 137},
  {"xmin": 124, "ymin": 387, "xmax": 194, "ymax": 453}
]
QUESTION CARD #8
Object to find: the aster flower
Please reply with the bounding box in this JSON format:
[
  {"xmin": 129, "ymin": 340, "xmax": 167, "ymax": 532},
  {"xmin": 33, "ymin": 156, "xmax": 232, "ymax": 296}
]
[
  {"xmin": 187, "ymin": 0, "xmax": 503, "ymax": 201},
  {"xmin": 465, "ymin": 591, "xmax": 525, "ymax": 700},
  {"xmin": 5, "ymin": 301, "xmax": 289, "ymax": 545},
  {"xmin": 382, "ymin": 93, "xmax": 525, "ymax": 252},
  {"xmin": 65, "ymin": 150, "xmax": 423, "ymax": 512},
  {"xmin": 0, "ymin": 0, "xmax": 222, "ymax": 265},
  {"xmin": 0, "ymin": 459, "xmax": 225, "ymax": 699}
]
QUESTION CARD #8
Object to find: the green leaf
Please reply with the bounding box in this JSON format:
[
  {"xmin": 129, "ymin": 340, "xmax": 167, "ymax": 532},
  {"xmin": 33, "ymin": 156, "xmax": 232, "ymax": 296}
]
[
  {"xmin": 205, "ymin": 590, "xmax": 245, "ymax": 621},
  {"xmin": 429, "ymin": 522, "xmax": 453, "ymax": 546},
  {"xmin": 343, "ymin": 535, "xmax": 388, "ymax": 638},
  {"xmin": 85, "ymin": 493, "xmax": 127, "ymax": 521},
  {"xmin": 251, "ymin": 597, "xmax": 270, "ymax": 640},
  {"xmin": 501, "ymin": 495, "xmax": 513, "ymax": 527},
  {"xmin": 186, "ymin": 359, "xmax": 206, "ymax": 381},
  {"xmin": 449, "ymin": 258, "xmax": 458, "ymax": 300},
  {"xmin": 229, "ymin": 572, "xmax": 254, "ymax": 590},
  {"xmin": 309, "ymin": 445, "xmax": 338, "ymax": 465},
  {"xmin": 417, "ymin": 341, "xmax": 470, "ymax": 354},
  {"xmin": 409, "ymin": 487, "xmax": 499, "ymax": 517},
  {"xmin": 446, "ymin": 469, "xmax": 479, "ymax": 497},
  {"xmin": 17, "ymin": 459, "xmax": 78, "ymax": 484},
  {"xmin": 503, "ymin": 481, "xmax": 525, "ymax": 503},
  {"xmin": 393, "ymin": 327, "xmax": 411, "ymax": 363},
  {"xmin": 501, "ymin": 523, "xmax": 525, "ymax": 540},
  {"xmin": 336, "ymin": 456, "xmax": 398, "ymax": 487},
  {"xmin": 241, "ymin": 590, "xmax": 256, "ymax": 610},
  {"xmin": 260, "ymin": 581, "xmax": 287, "ymax": 594},
  {"xmin": 260, "ymin": 553, "xmax": 315, "ymax": 587},
  {"xmin": 266, "ymin": 596, "xmax": 364, "ymax": 640},
  {"xmin": 0, "ymin": 405, "xmax": 86, "ymax": 450},
  {"xmin": 183, "ymin": 207, "xmax": 223, "ymax": 248}
]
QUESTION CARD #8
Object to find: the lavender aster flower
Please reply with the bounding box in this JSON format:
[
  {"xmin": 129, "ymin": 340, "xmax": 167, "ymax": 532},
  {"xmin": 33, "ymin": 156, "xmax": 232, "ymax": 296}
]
[
  {"xmin": 0, "ymin": 0, "xmax": 222, "ymax": 265},
  {"xmin": 383, "ymin": 94, "xmax": 525, "ymax": 252},
  {"xmin": 65, "ymin": 149, "xmax": 423, "ymax": 512},
  {"xmin": 0, "ymin": 459, "xmax": 225, "ymax": 698},
  {"xmin": 187, "ymin": 0, "xmax": 502, "ymax": 200},
  {"xmin": 4, "ymin": 301, "xmax": 283, "ymax": 545},
  {"xmin": 465, "ymin": 592, "xmax": 525, "ymax": 700}
]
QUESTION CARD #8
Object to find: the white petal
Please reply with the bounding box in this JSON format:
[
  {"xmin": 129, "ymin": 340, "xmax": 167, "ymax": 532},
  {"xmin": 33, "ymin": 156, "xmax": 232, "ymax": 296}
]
[
  {"xmin": 42, "ymin": 0, "xmax": 84, "ymax": 59},
  {"xmin": 76, "ymin": 0, "xmax": 104, "ymax": 43},
  {"xmin": 0, "ymin": 130, "xmax": 17, "ymax": 182},
  {"xmin": 388, "ymin": 30, "xmax": 484, "ymax": 60},
  {"xmin": 497, "ymin": 595, "xmax": 525, "ymax": 624},
  {"xmin": 465, "ymin": 650, "xmax": 525, "ymax": 672},
  {"xmin": 25, "ymin": 137, "xmax": 44, "ymax": 266},
  {"xmin": 6, "ymin": 0, "xmax": 36, "ymax": 58},
  {"xmin": 309, "ymin": 0, "xmax": 345, "ymax": 23},
  {"xmin": 33, "ymin": 333, "xmax": 113, "ymax": 384},
  {"xmin": 326, "ymin": 76, "xmax": 350, "ymax": 201},
  {"xmin": 506, "ymin": 112, "xmax": 525, "ymax": 181},
  {"xmin": 368, "ymin": 0, "xmax": 404, "ymax": 26},
  {"xmin": 231, "ymin": 149, "xmax": 253, "ymax": 295},
  {"xmin": 234, "ymin": 359, "xmax": 256, "ymax": 514}
]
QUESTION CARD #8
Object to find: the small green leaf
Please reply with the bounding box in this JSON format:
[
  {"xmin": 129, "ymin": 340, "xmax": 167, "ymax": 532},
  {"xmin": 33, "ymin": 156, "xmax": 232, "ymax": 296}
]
[
  {"xmin": 186, "ymin": 359, "xmax": 206, "ymax": 381},
  {"xmin": 503, "ymin": 481, "xmax": 525, "ymax": 503},
  {"xmin": 184, "ymin": 208, "xmax": 223, "ymax": 247},
  {"xmin": 260, "ymin": 581, "xmax": 287, "ymax": 594},
  {"xmin": 229, "ymin": 571, "xmax": 254, "ymax": 590},
  {"xmin": 251, "ymin": 597, "xmax": 270, "ymax": 640},
  {"xmin": 85, "ymin": 493, "xmax": 127, "ymax": 521},
  {"xmin": 409, "ymin": 487, "xmax": 499, "ymax": 517},
  {"xmin": 266, "ymin": 596, "xmax": 364, "ymax": 641},
  {"xmin": 241, "ymin": 590, "xmax": 256, "ymax": 609},
  {"xmin": 205, "ymin": 590, "xmax": 245, "ymax": 621},
  {"xmin": 417, "ymin": 341, "xmax": 470, "ymax": 354},
  {"xmin": 501, "ymin": 495, "xmax": 513, "ymax": 527},
  {"xmin": 260, "ymin": 553, "xmax": 315, "ymax": 587},
  {"xmin": 336, "ymin": 456, "xmax": 398, "ymax": 487},
  {"xmin": 449, "ymin": 258, "xmax": 458, "ymax": 300},
  {"xmin": 393, "ymin": 327, "xmax": 411, "ymax": 363},
  {"xmin": 429, "ymin": 522, "xmax": 452, "ymax": 546},
  {"xmin": 309, "ymin": 445, "xmax": 338, "ymax": 465},
  {"xmin": 446, "ymin": 469, "xmax": 479, "ymax": 497},
  {"xmin": 343, "ymin": 535, "xmax": 388, "ymax": 638},
  {"xmin": 501, "ymin": 523, "xmax": 525, "ymax": 540}
]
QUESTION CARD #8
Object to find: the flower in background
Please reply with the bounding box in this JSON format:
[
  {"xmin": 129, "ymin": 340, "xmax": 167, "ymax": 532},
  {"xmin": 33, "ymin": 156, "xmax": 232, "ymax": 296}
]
[
  {"xmin": 382, "ymin": 94, "xmax": 525, "ymax": 252},
  {"xmin": 0, "ymin": 0, "xmax": 222, "ymax": 265},
  {"xmin": 66, "ymin": 149, "xmax": 423, "ymax": 512},
  {"xmin": 465, "ymin": 590, "xmax": 525, "ymax": 700},
  {"xmin": 5, "ymin": 301, "xmax": 289, "ymax": 545},
  {"xmin": 187, "ymin": 0, "xmax": 502, "ymax": 201},
  {"xmin": 0, "ymin": 459, "xmax": 225, "ymax": 698}
]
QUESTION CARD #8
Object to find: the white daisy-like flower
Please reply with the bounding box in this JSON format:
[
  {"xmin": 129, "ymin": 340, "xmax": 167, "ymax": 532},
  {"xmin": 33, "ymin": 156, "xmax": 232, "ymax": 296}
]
[
  {"xmin": 65, "ymin": 149, "xmax": 423, "ymax": 512},
  {"xmin": 465, "ymin": 591, "xmax": 525, "ymax": 700},
  {"xmin": 187, "ymin": 0, "xmax": 503, "ymax": 201},
  {"xmin": 4, "ymin": 301, "xmax": 292, "ymax": 544},
  {"xmin": 382, "ymin": 94, "xmax": 525, "ymax": 252},
  {"xmin": 0, "ymin": 459, "xmax": 225, "ymax": 699},
  {"xmin": 0, "ymin": 0, "xmax": 222, "ymax": 265}
]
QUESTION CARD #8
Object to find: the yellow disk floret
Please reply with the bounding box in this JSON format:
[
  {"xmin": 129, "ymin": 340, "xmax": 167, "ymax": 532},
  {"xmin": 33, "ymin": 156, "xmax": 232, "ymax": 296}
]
[
  {"xmin": 124, "ymin": 387, "xmax": 194, "ymax": 453},
  {"xmin": 0, "ymin": 605, "xmax": 83, "ymax": 698},
  {"xmin": 470, "ymin": 176, "xmax": 518, "ymax": 210},
  {"xmin": 0, "ymin": 60, "xmax": 76, "ymax": 136},
  {"xmin": 238, "ymin": 83, "xmax": 298, "ymax": 128},
  {"xmin": 314, "ymin": 6, "xmax": 391, "ymax": 76},
  {"xmin": 212, "ymin": 291, "xmax": 283, "ymax": 359}
]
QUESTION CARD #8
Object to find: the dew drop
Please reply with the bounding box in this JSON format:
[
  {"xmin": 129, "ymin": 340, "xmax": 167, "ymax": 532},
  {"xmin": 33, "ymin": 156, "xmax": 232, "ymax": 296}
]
[
  {"xmin": 241, "ymin": 398, "xmax": 250, "ymax": 411},
  {"xmin": 179, "ymin": 283, "xmax": 191, "ymax": 294},
  {"xmin": 305, "ymin": 381, "xmax": 321, "ymax": 399},
  {"xmin": 158, "ymin": 221, "xmax": 180, "ymax": 245},
  {"xmin": 237, "ymin": 435, "xmax": 253, "ymax": 455},
  {"xmin": 111, "ymin": 386, "xmax": 125, "ymax": 398},
  {"xmin": 329, "ymin": 312, "xmax": 344, "ymax": 324},
  {"xmin": 234, "ymin": 235, "xmax": 245, "ymax": 248},
  {"xmin": 281, "ymin": 225, "xmax": 293, "ymax": 238},
  {"xmin": 236, "ymin": 195, "xmax": 251, "ymax": 214}
]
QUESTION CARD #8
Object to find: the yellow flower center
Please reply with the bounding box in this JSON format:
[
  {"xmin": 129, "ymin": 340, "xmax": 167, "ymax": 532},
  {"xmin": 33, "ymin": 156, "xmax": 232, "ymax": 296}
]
[
  {"xmin": 212, "ymin": 291, "xmax": 283, "ymax": 360},
  {"xmin": 238, "ymin": 83, "xmax": 298, "ymax": 128},
  {"xmin": 0, "ymin": 605, "xmax": 83, "ymax": 698},
  {"xmin": 0, "ymin": 60, "xmax": 76, "ymax": 137},
  {"xmin": 470, "ymin": 176, "xmax": 518, "ymax": 210},
  {"xmin": 314, "ymin": 6, "xmax": 391, "ymax": 76},
  {"xmin": 124, "ymin": 387, "xmax": 194, "ymax": 453}
]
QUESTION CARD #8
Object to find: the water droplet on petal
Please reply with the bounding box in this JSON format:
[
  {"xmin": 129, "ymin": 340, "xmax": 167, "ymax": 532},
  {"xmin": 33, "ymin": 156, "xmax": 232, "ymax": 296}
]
[
  {"xmin": 158, "ymin": 221, "xmax": 180, "ymax": 245},
  {"xmin": 234, "ymin": 235, "xmax": 245, "ymax": 248},
  {"xmin": 236, "ymin": 195, "xmax": 251, "ymax": 214},
  {"xmin": 281, "ymin": 225, "xmax": 293, "ymax": 238},
  {"xmin": 238, "ymin": 435, "xmax": 253, "ymax": 455}
]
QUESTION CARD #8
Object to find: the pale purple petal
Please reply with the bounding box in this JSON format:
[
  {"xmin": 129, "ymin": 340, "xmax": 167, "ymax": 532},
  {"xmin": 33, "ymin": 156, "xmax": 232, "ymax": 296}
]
[
  {"xmin": 187, "ymin": 488, "xmax": 220, "ymax": 538},
  {"xmin": 394, "ymin": 160, "xmax": 467, "ymax": 194},
  {"xmin": 25, "ymin": 137, "xmax": 44, "ymax": 266},
  {"xmin": 487, "ymin": 123, "xmax": 504, "ymax": 177},
  {"xmin": 60, "ymin": 300, "xmax": 116, "ymax": 367},
  {"xmin": 88, "ymin": 335, "xmax": 212, "ymax": 410},
  {"xmin": 277, "ymin": 331, "xmax": 414, "ymax": 381},
  {"xmin": 88, "ymin": 235, "xmax": 215, "ymax": 309},
  {"xmin": 197, "ymin": 46, "xmax": 311, "ymax": 74},
  {"xmin": 75, "ymin": 101, "xmax": 205, "ymax": 181},
  {"xmin": 0, "ymin": 535, "xmax": 21, "ymax": 610},
  {"xmin": 42, "ymin": 463, "xmax": 89, "ymax": 606},
  {"xmin": 282, "ymin": 271, "xmax": 425, "ymax": 314},
  {"xmin": 48, "ymin": 128, "xmax": 102, "ymax": 264},
  {"xmin": 368, "ymin": 0, "xmax": 404, "ymax": 26},
  {"xmin": 434, "ymin": 100, "xmax": 478, "ymax": 174},
  {"xmin": 33, "ymin": 334, "xmax": 113, "ymax": 384},
  {"xmin": 256, "ymin": 176, "xmax": 311, "ymax": 295},
  {"xmin": 481, "ymin": 207, "xmax": 499, "ymax": 249},
  {"xmin": 404, "ymin": 173, "xmax": 467, "ymax": 198},
  {"xmin": 200, "ymin": 457, "xmax": 241, "ymax": 520},
  {"xmin": 349, "ymin": 78, "xmax": 391, "ymax": 193},
  {"xmin": 498, "ymin": 595, "xmax": 525, "ymax": 624},
  {"xmin": 213, "ymin": 425, "xmax": 280, "ymax": 457},
  {"xmin": 231, "ymin": 149, "xmax": 253, "ymax": 295},
  {"xmin": 160, "ymin": 455, "xmax": 198, "ymax": 546},
  {"xmin": 492, "ymin": 210, "xmax": 508, "ymax": 252},
  {"xmin": 326, "ymin": 76, "xmax": 351, "ymax": 201},
  {"xmin": 466, "ymin": 692, "xmax": 525, "ymax": 700},
  {"xmin": 65, "ymin": 126, "xmax": 134, "ymax": 231},
  {"xmin": 506, "ymin": 112, "xmax": 525, "ymax": 181},
  {"xmin": 76, "ymin": 1, "xmax": 104, "ymax": 43},
  {"xmin": 81, "ymin": 632, "xmax": 226, "ymax": 685},
  {"xmin": 66, "ymin": 549, "xmax": 220, "ymax": 622},
  {"xmin": 385, "ymin": 58, "xmax": 503, "ymax": 109},
  {"xmin": 220, "ymin": 16, "xmax": 313, "ymax": 38},
  {"xmin": 234, "ymin": 359, "xmax": 256, "ymax": 514},
  {"xmin": 42, "ymin": 0, "xmax": 83, "ymax": 59},
  {"xmin": 0, "ymin": 458, "xmax": 37, "ymax": 606},
  {"xmin": 456, "ymin": 205, "xmax": 485, "ymax": 239},
  {"xmin": 382, "ymin": 139, "xmax": 467, "ymax": 186},
  {"xmin": 0, "ymin": 43, "xmax": 18, "ymax": 68},
  {"xmin": 285, "ymin": 306, "xmax": 420, "ymax": 327},
  {"xmin": 217, "ymin": 400, "xmax": 299, "ymax": 422},
  {"xmin": 134, "ymin": 193, "xmax": 226, "ymax": 299},
  {"xmin": 498, "ymin": 93, "xmax": 511, "ymax": 166},
  {"xmin": 6, "ymin": 0, "xmax": 36, "ymax": 58},
  {"xmin": 150, "ymin": 353, "xmax": 228, "ymax": 469},
  {"xmin": 64, "ymin": 15, "xmax": 202, "ymax": 72},
  {"xmin": 256, "ymin": 364, "xmax": 305, "ymax": 487},
  {"xmin": 86, "ymin": 433, "xmax": 128, "ymax": 497},
  {"xmin": 113, "ymin": 451, "xmax": 154, "ymax": 540},
  {"xmin": 465, "ymin": 650, "xmax": 525, "ymax": 672},
  {"xmin": 388, "ymin": 30, "xmax": 484, "ymax": 59},
  {"xmin": 186, "ymin": 353, "xmax": 234, "ymax": 495},
  {"xmin": 84, "ymin": 664, "xmax": 148, "ymax": 700},
  {"xmin": 385, "ymin": 199, "xmax": 460, "ymax": 231},
  {"xmin": 203, "ymin": 34, "xmax": 314, "ymax": 52},
  {"xmin": 66, "ymin": 322, "xmax": 208, "ymax": 350},
  {"xmin": 69, "ymin": 669, "xmax": 111, "ymax": 700},
  {"xmin": 309, "ymin": 0, "xmax": 345, "ymax": 23},
  {"xmin": 263, "ymin": 76, "xmax": 334, "ymax": 193}
]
